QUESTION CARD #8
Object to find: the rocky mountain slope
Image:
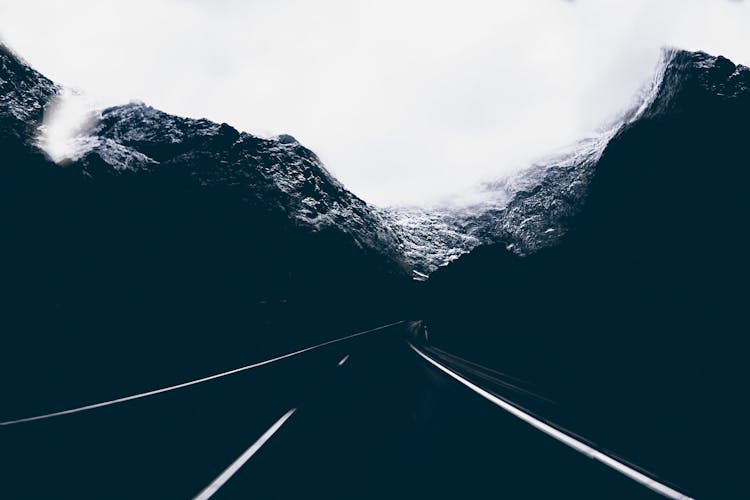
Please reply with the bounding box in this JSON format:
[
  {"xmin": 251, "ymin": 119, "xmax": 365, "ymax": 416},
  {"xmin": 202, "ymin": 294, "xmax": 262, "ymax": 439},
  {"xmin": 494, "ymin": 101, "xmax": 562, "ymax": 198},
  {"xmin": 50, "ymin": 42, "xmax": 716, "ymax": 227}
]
[
  {"xmin": 381, "ymin": 50, "xmax": 675, "ymax": 276},
  {"xmin": 422, "ymin": 49, "xmax": 750, "ymax": 498},
  {"xmin": 0, "ymin": 43, "xmax": 697, "ymax": 281},
  {"xmin": 0, "ymin": 43, "xmax": 414, "ymax": 408},
  {"xmin": 0, "ymin": 44, "xmax": 57, "ymax": 146},
  {"xmin": 72, "ymin": 102, "xmax": 404, "ymax": 258}
]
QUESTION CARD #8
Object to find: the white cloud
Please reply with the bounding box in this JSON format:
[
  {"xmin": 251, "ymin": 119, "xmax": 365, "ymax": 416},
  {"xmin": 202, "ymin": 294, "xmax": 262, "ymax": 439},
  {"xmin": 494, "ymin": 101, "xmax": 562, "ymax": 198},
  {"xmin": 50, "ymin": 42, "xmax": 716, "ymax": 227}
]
[{"xmin": 1, "ymin": 0, "xmax": 748, "ymax": 205}]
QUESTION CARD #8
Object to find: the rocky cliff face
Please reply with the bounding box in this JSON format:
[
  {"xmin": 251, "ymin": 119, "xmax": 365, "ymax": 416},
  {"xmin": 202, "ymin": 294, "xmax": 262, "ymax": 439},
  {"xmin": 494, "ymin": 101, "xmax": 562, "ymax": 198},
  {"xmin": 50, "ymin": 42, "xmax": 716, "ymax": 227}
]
[
  {"xmin": 0, "ymin": 44, "xmax": 414, "ymax": 398},
  {"xmin": 2, "ymin": 43, "xmax": 405, "ymax": 277},
  {"xmin": 381, "ymin": 49, "xmax": 684, "ymax": 277},
  {"xmin": 422, "ymin": 49, "xmax": 750, "ymax": 499},
  {"xmin": 71, "ymin": 102, "xmax": 403, "ymax": 257},
  {"xmin": 8, "ymin": 43, "xmax": 737, "ymax": 281},
  {"xmin": 0, "ymin": 44, "xmax": 57, "ymax": 145},
  {"xmin": 3, "ymin": 43, "xmax": 747, "ymax": 289}
]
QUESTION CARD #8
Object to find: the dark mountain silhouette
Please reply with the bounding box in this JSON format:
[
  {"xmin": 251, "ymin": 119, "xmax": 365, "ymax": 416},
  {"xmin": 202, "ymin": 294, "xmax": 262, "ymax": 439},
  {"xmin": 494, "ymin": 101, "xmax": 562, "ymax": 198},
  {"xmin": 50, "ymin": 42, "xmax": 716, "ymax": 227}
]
[
  {"xmin": 0, "ymin": 44, "xmax": 414, "ymax": 414},
  {"xmin": 422, "ymin": 50, "xmax": 750, "ymax": 498}
]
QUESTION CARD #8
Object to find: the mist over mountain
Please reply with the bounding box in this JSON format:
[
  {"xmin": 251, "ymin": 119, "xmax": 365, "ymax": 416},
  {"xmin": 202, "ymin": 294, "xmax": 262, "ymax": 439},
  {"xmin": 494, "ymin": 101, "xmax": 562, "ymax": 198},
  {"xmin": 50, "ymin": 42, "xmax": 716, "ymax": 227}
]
[
  {"xmin": 2, "ymin": 44, "xmax": 733, "ymax": 281},
  {"xmin": 423, "ymin": 49, "xmax": 750, "ymax": 497}
]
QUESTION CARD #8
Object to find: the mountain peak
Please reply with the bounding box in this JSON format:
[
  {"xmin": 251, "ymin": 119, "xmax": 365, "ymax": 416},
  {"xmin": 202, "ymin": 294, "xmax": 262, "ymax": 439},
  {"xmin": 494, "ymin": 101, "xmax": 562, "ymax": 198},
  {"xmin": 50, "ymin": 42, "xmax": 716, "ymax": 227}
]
[{"xmin": 642, "ymin": 48, "xmax": 750, "ymax": 119}]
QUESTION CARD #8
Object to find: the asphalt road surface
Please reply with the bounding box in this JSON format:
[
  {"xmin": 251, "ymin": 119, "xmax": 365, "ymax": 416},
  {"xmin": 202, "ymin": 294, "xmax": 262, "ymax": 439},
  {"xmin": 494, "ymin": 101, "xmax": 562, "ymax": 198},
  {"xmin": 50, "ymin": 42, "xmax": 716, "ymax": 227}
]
[{"xmin": 1, "ymin": 322, "xmax": 692, "ymax": 499}]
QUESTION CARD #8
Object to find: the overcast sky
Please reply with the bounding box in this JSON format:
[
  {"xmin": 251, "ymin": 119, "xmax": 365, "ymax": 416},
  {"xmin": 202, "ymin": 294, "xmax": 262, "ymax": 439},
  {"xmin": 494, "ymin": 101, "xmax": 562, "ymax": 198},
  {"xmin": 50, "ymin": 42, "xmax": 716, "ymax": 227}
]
[{"xmin": 1, "ymin": 1, "xmax": 748, "ymax": 205}]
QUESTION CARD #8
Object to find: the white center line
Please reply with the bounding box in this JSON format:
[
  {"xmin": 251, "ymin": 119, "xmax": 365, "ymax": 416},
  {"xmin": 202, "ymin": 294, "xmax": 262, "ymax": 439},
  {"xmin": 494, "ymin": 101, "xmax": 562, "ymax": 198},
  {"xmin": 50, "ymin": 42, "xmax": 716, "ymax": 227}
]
[
  {"xmin": 193, "ymin": 408, "xmax": 297, "ymax": 500},
  {"xmin": 1, "ymin": 321, "xmax": 404, "ymax": 426},
  {"xmin": 337, "ymin": 354, "xmax": 350, "ymax": 366},
  {"xmin": 408, "ymin": 342, "xmax": 694, "ymax": 500}
]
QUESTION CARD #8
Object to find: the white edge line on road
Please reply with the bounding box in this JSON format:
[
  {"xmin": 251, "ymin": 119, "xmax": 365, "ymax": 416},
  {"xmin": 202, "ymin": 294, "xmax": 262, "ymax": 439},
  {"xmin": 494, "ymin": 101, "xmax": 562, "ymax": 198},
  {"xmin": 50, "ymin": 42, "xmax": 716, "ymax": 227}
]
[
  {"xmin": 193, "ymin": 408, "xmax": 297, "ymax": 500},
  {"xmin": 408, "ymin": 343, "xmax": 694, "ymax": 500},
  {"xmin": 0, "ymin": 321, "xmax": 404, "ymax": 426}
]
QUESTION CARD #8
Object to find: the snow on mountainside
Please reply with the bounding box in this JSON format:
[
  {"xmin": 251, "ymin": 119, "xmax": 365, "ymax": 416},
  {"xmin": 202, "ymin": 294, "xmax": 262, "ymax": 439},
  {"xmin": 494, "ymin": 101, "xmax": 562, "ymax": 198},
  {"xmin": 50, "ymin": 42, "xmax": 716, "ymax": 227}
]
[
  {"xmin": 422, "ymin": 49, "xmax": 750, "ymax": 500},
  {"xmin": 3, "ymin": 43, "xmax": 745, "ymax": 281},
  {"xmin": 72, "ymin": 102, "xmax": 403, "ymax": 257},
  {"xmin": 1, "ymin": 43, "xmax": 403, "ymax": 271},
  {"xmin": 383, "ymin": 48, "xmax": 749, "ymax": 278},
  {"xmin": 0, "ymin": 44, "xmax": 57, "ymax": 143},
  {"xmin": 380, "ymin": 49, "xmax": 678, "ymax": 277},
  {"xmin": 33, "ymin": 46, "xmax": 672, "ymax": 280}
]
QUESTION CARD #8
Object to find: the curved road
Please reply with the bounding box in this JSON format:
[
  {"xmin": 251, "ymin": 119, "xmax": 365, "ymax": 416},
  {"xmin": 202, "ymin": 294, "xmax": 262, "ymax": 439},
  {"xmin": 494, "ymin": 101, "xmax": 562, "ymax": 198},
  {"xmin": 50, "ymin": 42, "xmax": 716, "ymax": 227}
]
[{"xmin": 1, "ymin": 323, "xmax": 692, "ymax": 499}]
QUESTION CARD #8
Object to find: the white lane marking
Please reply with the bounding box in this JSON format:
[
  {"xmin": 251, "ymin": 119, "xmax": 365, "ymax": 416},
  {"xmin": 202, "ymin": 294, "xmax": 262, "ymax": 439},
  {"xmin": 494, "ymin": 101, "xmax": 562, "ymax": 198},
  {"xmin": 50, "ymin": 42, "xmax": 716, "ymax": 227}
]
[
  {"xmin": 0, "ymin": 321, "xmax": 404, "ymax": 426},
  {"xmin": 337, "ymin": 355, "xmax": 350, "ymax": 367},
  {"xmin": 193, "ymin": 408, "xmax": 297, "ymax": 500},
  {"xmin": 408, "ymin": 343, "xmax": 694, "ymax": 500}
]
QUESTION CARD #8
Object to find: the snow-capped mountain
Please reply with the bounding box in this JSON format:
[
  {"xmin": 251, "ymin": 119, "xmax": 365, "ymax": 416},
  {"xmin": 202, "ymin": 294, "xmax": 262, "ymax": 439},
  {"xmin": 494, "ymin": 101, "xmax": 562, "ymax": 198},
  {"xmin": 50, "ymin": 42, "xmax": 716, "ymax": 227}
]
[
  {"xmin": 2, "ymin": 43, "xmax": 402, "ymax": 276},
  {"xmin": 379, "ymin": 49, "xmax": 679, "ymax": 277},
  {"xmin": 1, "ymin": 43, "xmax": 413, "ymax": 368},
  {"xmin": 422, "ymin": 49, "xmax": 750, "ymax": 499},
  {"xmin": 0, "ymin": 44, "xmax": 57, "ymax": 145},
  {"xmin": 67, "ymin": 103, "xmax": 403, "ymax": 257},
  {"xmin": 2, "ymin": 43, "xmax": 747, "ymax": 286},
  {"xmin": 8, "ymin": 45, "xmax": 678, "ymax": 280}
]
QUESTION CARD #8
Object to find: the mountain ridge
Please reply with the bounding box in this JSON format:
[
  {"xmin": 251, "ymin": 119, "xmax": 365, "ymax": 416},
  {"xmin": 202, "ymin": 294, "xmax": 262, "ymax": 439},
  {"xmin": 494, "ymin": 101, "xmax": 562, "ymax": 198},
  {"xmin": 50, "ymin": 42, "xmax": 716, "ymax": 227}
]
[
  {"xmin": 6, "ymin": 44, "xmax": 743, "ymax": 280},
  {"xmin": 0, "ymin": 43, "xmax": 413, "ymax": 407},
  {"xmin": 421, "ymin": 46, "xmax": 750, "ymax": 499}
]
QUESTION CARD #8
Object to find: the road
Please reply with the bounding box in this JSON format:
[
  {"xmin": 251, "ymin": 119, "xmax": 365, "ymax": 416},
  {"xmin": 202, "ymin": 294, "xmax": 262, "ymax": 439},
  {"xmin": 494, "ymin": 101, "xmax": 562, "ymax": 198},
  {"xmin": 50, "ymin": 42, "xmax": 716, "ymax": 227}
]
[{"xmin": 1, "ymin": 322, "xmax": 692, "ymax": 499}]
